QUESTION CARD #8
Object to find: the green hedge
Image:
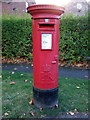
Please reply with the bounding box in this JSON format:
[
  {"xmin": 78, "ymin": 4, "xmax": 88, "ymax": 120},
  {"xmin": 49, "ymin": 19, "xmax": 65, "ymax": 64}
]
[
  {"xmin": 60, "ymin": 14, "xmax": 88, "ymax": 63},
  {"xmin": 2, "ymin": 13, "xmax": 88, "ymax": 63},
  {"xmin": 2, "ymin": 14, "xmax": 32, "ymax": 60}
]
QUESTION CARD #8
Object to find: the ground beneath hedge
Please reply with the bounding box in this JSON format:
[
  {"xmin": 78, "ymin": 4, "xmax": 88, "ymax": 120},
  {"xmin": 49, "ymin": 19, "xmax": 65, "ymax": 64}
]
[{"xmin": 2, "ymin": 57, "xmax": 89, "ymax": 69}]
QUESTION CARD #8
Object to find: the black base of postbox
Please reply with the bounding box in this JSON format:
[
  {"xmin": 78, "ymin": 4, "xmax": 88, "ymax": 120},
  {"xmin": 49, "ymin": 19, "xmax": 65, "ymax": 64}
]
[{"xmin": 33, "ymin": 87, "xmax": 58, "ymax": 108}]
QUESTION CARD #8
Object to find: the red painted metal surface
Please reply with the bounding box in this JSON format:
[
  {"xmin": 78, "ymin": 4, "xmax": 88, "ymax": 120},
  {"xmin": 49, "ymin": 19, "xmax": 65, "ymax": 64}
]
[{"xmin": 27, "ymin": 4, "xmax": 65, "ymax": 89}]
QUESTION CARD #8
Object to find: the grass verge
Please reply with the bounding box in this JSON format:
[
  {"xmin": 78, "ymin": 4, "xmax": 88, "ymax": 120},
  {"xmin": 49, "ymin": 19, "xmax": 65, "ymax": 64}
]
[{"xmin": 2, "ymin": 70, "xmax": 88, "ymax": 118}]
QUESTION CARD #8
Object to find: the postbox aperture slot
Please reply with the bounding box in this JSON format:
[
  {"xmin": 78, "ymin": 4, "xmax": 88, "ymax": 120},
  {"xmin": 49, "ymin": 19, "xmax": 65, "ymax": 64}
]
[
  {"xmin": 41, "ymin": 33, "xmax": 52, "ymax": 50},
  {"xmin": 39, "ymin": 24, "xmax": 54, "ymax": 28}
]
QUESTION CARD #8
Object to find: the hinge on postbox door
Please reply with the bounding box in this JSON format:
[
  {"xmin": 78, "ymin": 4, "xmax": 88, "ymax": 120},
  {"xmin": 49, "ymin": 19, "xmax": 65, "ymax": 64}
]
[{"xmin": 54, "ymin": 55, "xmax": 58, "ymax": 61}]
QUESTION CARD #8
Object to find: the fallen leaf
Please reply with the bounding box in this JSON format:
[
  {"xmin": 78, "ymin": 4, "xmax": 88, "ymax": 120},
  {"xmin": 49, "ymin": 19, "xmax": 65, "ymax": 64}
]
[
  {"xmin": 31, "ymin": 64, "xmax": 33, "ymax": 66},
  {"xmin": 13, "ymin": 68, "xmax": 17, "ymax": 70},
  {"xmin": 20, "ymin": 116, "xmax": 23, "ymax": 118},
  {"xmin": 55, "ymin": 104, "xmax": 59, "ymax": 108},
  {"xmin": 0, "ymin": 75, "xmax": 2, "ymax": 79},
  {"xmin": 76, "ymin": 63, "xmax": 83, "ymax": 67},
  {"xmin": 10, "ymin": 82, "xmax": 15, "ymax": 85},
  {"xmin": 8, "ymin": 76, "xmax": 10, "ymax": 79},
  {"xmin": 40, "ymin": 108, "xmax": 43, "ymax": 112},
  {"xmin": 85, "ymin": 113, "xmax": 87, "ymax": 116},
  {"xmin": 68, "ymin": 111, "xmax": 74, "ymax": 115},
  {"xmin": 23, "ymin": 113, "xmax": 25, "ymax": 116},
  {"xmin": 66, "ymin": 112, "xmax": 69, "ymax": 114},
  {"xmin": 12, "ymin": 72, "xmax": 14, "ymax": 74},
  {"xmin": 25, "ymin": 80, "xmax": 28, "ymax": 82},
  {"xmin": 84, "ymin": 76, "xmax": 88, "ymax": 78},
  {"xmin": 41, "ymin": 114, "xmax": 46, "ymax": 117},
  {"xmin": 76, "ymin": 86, "xmax": 80, "ymax": 88},
  {"xmin": 30, "ymin": 111, "xmax": 35, "ymax": 116},
  {"xmin": 74, "ymin": 109, "xmax": 78, "ymax": 112},
  {"xmin": 4, "ymin": 113, "xmax": 9, "ymax": 116},
  {"xmin": 74, "ymin": 109, "xmax": 77, "ymax": 111},
  {"xmin": 29, "ymin": 98, "xmax": 34, "ymax": 105},
  {"xmin": 21, "ymin": 74, "xmax": 23, "ymax": 76},
  {"xmin": 7, "ymin": 111, "xmax": 11, "ymax": 113}
]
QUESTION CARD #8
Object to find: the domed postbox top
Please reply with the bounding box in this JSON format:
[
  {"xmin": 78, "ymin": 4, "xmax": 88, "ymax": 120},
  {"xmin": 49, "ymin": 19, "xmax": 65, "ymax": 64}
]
[{"xmin": 27, "ymin": 4, "xmax": 65, "ymax": 19}]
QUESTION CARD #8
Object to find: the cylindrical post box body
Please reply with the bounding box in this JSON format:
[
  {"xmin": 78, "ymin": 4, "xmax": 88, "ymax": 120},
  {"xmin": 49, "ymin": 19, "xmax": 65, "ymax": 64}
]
[{"xmin": 27, "ymin": 4, "xmax": 64, "ymax": 108}]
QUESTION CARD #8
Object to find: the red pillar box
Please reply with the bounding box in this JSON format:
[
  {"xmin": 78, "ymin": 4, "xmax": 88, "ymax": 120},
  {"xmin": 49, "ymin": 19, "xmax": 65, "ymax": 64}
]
[{"xmin": 27, "ymin": 4, "xmax": 64, "ymax": 108}]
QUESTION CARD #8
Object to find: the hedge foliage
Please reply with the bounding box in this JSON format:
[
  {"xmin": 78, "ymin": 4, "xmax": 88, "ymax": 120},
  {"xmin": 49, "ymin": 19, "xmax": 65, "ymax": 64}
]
[
  {"xmin": 2, "ymin": 14, "xmax": 32, "ymax": 60},
  {"xmin": 60, "ymin": 13, "xmax": 88, "ymax": 62},
  {"xmin": 2, "ymin": 13, "xmax": 88, "ymax": 63}
]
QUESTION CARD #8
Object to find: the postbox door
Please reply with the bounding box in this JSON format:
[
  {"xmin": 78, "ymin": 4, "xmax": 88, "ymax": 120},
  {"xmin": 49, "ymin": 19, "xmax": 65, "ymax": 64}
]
[{"xmin": 40, "ymin": 31, "xmax": 58, "ymax": 89}]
